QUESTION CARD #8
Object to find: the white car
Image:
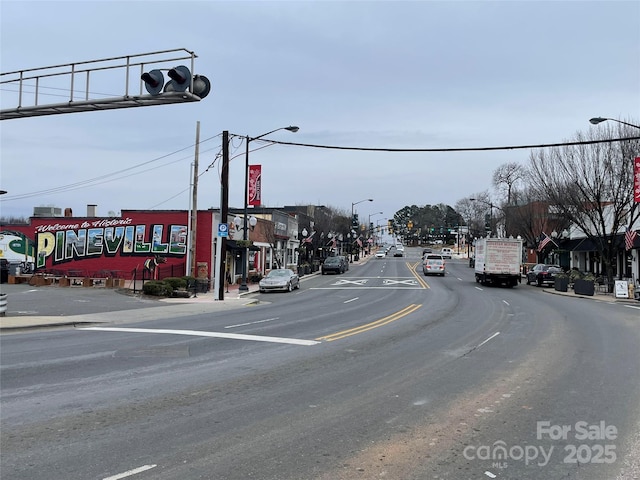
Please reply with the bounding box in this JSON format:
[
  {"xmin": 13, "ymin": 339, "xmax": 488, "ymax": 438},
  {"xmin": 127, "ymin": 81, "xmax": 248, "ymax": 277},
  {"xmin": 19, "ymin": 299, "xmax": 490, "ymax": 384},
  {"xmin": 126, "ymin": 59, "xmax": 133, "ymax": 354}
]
[
  {"xmin": 375, "ymin": 250, "xmax": 386, "ymax": 258},
  {"xmin": 259, "ymin": 269, "xmax": 300, "ymax": 292}
]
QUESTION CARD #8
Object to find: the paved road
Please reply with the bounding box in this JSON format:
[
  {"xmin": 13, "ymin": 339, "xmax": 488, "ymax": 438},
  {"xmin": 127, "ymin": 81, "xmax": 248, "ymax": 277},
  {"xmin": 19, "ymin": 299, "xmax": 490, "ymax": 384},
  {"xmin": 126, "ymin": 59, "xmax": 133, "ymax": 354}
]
[{"xmin": 1, "ymin": 250, "xmax": 639, "ymax": 479}]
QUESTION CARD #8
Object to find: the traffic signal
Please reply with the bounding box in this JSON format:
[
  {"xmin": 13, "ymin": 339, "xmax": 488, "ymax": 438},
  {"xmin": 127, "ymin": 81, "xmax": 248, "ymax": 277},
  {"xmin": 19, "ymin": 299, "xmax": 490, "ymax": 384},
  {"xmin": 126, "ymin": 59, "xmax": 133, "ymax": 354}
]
[
  {"xmin": 352, "ymin": 214, "xmax": 359, "ymax": 229},
  {"xmin": 141, "ymin": 69, "xmax": 164, "ymax": 95},
  {"xmin": 164, "ymin": 66, "xmax": 191, "ymax": 92},
  {"xmin": 141, "ymin": 65, "xmax": 211, "ymax": 99}
]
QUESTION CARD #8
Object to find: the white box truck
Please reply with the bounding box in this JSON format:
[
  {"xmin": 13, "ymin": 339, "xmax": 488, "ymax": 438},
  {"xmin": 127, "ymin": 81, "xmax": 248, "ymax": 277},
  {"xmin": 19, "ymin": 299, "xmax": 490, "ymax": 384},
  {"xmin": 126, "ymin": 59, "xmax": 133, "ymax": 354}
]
[{"xmin": 474, "ymin": 237, "xmax": 523, "ymax": 287}]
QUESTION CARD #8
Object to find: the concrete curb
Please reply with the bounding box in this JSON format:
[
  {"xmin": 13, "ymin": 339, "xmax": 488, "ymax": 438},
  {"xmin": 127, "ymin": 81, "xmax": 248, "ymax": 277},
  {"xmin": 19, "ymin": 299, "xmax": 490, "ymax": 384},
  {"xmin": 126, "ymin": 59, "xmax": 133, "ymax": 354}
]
[{"xmin": 542, "ymin": 287, "xmax": 639, "ymax": 305}]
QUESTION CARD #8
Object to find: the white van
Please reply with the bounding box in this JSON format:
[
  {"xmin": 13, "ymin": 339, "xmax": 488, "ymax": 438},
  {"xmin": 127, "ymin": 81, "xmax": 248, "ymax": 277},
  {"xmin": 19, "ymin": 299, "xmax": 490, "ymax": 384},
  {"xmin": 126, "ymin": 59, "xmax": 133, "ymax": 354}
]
[{"xmin": 441, "ymin": 247, "xmax": 453, "ymax": 259}]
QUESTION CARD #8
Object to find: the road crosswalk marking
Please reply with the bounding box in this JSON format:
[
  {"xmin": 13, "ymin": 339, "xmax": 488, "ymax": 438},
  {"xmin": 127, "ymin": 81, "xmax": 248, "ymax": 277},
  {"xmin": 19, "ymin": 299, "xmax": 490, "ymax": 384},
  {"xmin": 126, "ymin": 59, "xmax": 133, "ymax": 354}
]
[
  {"xmin": 332, "ymin": 279, "xmax": 368, "ymax": 286},
  {"xmin": 383, "ymin": 279, "xmax": 418, "ymax": 286}
]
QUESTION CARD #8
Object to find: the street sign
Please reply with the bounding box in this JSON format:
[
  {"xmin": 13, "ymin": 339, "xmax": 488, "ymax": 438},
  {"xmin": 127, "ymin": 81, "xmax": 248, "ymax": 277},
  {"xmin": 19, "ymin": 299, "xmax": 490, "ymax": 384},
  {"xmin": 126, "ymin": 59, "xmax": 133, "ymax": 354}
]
[{"xmin": 218, "ymin": 223, "xmax": 228, "ymax": 237}]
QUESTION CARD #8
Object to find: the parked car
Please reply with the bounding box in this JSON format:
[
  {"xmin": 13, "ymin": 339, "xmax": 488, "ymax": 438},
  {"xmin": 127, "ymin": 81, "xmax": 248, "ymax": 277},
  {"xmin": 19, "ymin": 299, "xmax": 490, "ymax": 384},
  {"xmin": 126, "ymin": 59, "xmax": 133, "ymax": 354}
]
[
  {"xmin": 423, "ymin": 255, "xmax": 446, "ymax": 276},
  {"xmin": 526, "ymin": 264, "xmax": 563, "ymax": 286},
  {"xmin": 258, "ymin": 268, "xmax": 300, "ymax": 292},
  {"xmin": 322, "ymin": 256, "xmax": 346, "ymax": 274}
]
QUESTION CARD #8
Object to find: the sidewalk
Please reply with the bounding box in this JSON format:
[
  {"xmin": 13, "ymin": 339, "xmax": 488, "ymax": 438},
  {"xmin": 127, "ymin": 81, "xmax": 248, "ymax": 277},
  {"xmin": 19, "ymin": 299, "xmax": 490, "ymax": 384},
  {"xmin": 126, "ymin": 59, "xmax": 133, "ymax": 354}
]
[
  {"xmin": 0, "ymin": 265, "xmax": 331, "ymax": 331},
  {"xmin": 0, "ymin": 277, "xmax": 268, "ymax": 331},
  {"xmin": 541, "ymin": 286, "xmax": 640, "ymax": 305}
]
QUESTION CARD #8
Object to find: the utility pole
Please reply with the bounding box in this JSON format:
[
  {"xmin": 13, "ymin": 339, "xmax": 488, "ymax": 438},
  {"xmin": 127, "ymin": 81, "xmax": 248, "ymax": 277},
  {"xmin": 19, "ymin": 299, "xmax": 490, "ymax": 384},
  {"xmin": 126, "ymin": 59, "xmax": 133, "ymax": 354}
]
[
  {"xmin": 190, "ymin": 121, "xmax": 200, "ymax": 277},
  {"xmin": 216, "ymin": 130, "xmax": 230, "ymax": 301}
]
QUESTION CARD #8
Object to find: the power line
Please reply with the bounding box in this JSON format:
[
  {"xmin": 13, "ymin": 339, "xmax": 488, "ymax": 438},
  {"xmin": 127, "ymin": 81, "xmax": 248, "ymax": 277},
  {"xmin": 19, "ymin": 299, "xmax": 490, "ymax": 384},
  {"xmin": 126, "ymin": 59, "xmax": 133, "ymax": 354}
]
[
  {"xmin": 261, "ymin": 135, "xmax": 640, "ymax": 152},
  {"xmin": 2, "ymin": 133, "xmax": 223, "ymax": 201}
]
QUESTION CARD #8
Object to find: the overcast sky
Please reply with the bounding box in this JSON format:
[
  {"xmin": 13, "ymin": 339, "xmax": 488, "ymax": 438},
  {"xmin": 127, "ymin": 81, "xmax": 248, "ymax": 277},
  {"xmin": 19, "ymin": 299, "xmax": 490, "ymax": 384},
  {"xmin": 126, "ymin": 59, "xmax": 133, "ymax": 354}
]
[{"xmin": 1, "ymin": 0, "xmax": 639, "ymax": 227}]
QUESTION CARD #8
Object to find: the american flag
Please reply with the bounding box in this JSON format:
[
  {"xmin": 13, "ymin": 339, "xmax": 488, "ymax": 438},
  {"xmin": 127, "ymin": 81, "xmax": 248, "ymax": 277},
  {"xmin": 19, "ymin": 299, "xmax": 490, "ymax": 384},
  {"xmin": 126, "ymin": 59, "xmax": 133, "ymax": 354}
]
[
  {"xmin": 625, "ymin": 227, "xmax": 638, "ymax": 251},
  {"xmin": 303, "ymin": 230, "xmax": 316, "ymax": 244},
  {"xmin": 537, "ymin": 232, "xmax": 557, "ymax": 252}
]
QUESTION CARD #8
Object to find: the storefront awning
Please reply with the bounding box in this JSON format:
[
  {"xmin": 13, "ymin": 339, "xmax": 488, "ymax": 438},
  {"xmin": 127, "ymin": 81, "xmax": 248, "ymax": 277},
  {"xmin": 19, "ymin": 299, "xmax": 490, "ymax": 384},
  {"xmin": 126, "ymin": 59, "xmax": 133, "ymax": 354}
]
[
  {"xmin": 225, "ymin": 240, "xmax": 260, "ymax": 251},
  {"xmin": 560, "ymin": 237, "xmax": 602, "ymax": 252}
]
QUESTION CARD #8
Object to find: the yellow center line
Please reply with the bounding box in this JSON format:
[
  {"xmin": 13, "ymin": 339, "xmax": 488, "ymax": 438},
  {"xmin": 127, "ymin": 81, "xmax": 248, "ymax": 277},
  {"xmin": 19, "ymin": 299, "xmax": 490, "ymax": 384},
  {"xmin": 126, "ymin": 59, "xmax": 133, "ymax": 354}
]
[
  {"xmin": 316, "ymin": 304, "xmax": 422, "ymax": 341},
  {"xmin": 407, "ymin": 261, "xmax": 429, "ymax": 289}
]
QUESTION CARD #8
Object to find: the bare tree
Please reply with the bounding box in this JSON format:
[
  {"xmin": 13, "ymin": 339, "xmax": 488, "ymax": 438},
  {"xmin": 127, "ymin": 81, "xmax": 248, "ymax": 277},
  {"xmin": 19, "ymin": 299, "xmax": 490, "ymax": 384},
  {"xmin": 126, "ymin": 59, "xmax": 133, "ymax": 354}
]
[
  {"xmin": 528, "ymin": 121, "xmax": 640, "ymax": 285},
  {"xmin": 492, "ymin": 162, "xmax": 526, "ymax": 204}
]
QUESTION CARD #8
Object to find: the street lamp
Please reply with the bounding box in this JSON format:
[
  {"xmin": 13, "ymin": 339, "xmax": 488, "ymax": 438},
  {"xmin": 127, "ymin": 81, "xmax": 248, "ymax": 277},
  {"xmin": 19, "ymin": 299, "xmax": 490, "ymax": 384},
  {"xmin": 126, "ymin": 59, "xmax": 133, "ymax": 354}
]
[
  {"xmin": 368, "ymin": 211, "xmax": 383, "ymax": 254},
  {"xmin": 238, "ymin": 125, "xmax": 299, "ymax": 291},
  {"xmin": 351, "ymin": 198, "xmax": 373, "ymax": 262},
  {"xmin": 589, "ymin": 117, "xmax": 640, "ymax": 129}
]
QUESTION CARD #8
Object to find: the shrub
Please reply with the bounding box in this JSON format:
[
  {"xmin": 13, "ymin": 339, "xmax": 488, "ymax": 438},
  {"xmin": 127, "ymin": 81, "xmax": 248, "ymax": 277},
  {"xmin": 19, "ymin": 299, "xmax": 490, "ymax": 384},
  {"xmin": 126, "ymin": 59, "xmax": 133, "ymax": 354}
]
[
  {"xmin": 249, "ymin": 273, "xmax": 263, "ymax": 283},
  {"xmin": 569, "ymin": 268, "xmax": 584, "ymax": 283},
  {"xmin": 142, "ymin": 280, "xmax": 174, "ymax": 297},
  {"xmin": 164, "ymin": 276, "xmax": 187, "ymax": 291}
]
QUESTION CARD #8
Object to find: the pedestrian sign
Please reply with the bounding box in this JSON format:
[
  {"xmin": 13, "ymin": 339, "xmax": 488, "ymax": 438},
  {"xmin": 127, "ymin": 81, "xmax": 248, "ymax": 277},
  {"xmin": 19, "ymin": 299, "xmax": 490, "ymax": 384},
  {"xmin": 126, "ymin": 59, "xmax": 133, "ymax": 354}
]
[{"xmin": 218, "ymin": 223, "xmax": 229, "ymax": 237}]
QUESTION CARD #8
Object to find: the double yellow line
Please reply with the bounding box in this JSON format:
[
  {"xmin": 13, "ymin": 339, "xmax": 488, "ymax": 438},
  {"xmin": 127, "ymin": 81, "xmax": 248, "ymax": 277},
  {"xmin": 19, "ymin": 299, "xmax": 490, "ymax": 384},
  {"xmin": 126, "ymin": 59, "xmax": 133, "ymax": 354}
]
[
  {"xmin": 408, "ymin": 261, "xmax": 430, "ymax": 289},
  {"xmin": 316, "ymin": 304, "xmax": 422, "ymax": 342}
]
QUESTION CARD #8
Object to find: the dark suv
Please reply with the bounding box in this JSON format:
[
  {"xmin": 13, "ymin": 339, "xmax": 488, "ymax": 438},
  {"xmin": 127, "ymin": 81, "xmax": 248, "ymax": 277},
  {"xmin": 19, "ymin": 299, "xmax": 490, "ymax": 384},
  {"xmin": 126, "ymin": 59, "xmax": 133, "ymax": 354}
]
[
  {"xmin": 526, "ymin": 264, "xmax": 563, "ymax": 286},
  {"xmin": 321, "ymin": 256, "xmax": 346, "ymax": 274}
]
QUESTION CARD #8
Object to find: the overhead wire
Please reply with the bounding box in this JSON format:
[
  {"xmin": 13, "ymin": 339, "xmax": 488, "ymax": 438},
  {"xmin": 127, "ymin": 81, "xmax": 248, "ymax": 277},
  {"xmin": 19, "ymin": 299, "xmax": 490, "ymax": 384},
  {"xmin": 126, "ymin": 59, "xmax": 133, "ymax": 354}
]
[
  {"xmin": 2, "ymin": 133, "xmax": 223, "ymax": 201},
  {"xmin": 260, "ymin": 135, "xmax": 640, "ymax": 152},
  {"xmin": 3, "ymin": 131, "xmax": 637, "ymax": 211}
]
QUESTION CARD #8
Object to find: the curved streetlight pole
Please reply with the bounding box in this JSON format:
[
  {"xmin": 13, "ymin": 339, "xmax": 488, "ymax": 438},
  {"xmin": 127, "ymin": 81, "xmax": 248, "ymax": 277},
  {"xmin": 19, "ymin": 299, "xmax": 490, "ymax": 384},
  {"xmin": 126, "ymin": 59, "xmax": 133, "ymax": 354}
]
[
  {"xmin": 238, "ymin": 125, "xmax": 299, "ymax": 292},
  {"xmin": 351, "ymin": 198, "xmax": 373, "ymax": 262},
  {"xmin": 589, "ymin": 117, "xmax": 640, "ymax": 130},
  {"xmin": 470, "ymin": 197, "xmax": 495, "ymax": 237},
  {"xmin": 368, "ymin": 211, "xmax": 383, "ymax": 254}
]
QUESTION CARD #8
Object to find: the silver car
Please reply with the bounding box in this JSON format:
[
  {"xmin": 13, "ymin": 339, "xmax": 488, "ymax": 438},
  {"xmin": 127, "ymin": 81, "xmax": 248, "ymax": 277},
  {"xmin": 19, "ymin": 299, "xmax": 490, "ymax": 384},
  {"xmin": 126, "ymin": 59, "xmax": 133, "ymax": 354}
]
[
  {"xmin": 423, "ymin": 254, "xmax": 446, "ymax": 276},
  {"xmin": 259, "ymin": 269, "xmax": 300, "ymax": 293}
]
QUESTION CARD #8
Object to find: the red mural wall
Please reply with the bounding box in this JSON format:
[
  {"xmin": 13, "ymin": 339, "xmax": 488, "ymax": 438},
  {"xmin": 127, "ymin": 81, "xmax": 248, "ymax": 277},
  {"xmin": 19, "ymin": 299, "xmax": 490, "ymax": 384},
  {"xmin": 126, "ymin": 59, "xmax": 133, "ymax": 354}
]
[{"xmin": 1, "ymin": 210, "xmax": 215, "ymax": 279}]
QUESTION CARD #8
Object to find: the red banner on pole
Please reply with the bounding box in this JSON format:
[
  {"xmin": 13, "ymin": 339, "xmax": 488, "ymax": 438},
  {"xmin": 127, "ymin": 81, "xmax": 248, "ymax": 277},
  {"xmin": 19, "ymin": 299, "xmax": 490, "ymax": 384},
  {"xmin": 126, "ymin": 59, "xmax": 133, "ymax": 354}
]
[
  {"xmin": 634, "ymin": 157, "xmax": 640, "ymax": 203},
  {"xmin": 248, "ymin": 164, "xmax": 262, "ymax": 206}
]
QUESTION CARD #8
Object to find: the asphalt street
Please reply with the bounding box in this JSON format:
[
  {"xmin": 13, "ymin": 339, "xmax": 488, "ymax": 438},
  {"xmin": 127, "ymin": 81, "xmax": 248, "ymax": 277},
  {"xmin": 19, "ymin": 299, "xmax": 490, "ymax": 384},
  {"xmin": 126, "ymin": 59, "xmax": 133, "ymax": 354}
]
[{"xmin": 1, "ymin": 249, "xmax": 639, "ymax": 480}]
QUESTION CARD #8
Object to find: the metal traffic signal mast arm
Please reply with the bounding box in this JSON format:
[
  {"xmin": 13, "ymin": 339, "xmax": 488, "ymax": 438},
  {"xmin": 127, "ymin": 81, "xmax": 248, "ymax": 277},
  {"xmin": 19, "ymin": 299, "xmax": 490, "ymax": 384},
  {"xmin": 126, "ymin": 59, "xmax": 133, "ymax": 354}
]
[{"xmin": 0, "ymin": 48, "xmax": 211, "ymax": 120}]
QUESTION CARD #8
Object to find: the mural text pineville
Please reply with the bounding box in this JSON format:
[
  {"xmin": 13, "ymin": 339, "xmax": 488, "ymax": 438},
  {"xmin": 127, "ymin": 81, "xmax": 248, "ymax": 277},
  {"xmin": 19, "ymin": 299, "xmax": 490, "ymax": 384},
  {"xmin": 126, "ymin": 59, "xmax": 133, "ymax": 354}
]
[{"xmin": 36, "ymin": 217, "xmax": 187, "ymax": 268}]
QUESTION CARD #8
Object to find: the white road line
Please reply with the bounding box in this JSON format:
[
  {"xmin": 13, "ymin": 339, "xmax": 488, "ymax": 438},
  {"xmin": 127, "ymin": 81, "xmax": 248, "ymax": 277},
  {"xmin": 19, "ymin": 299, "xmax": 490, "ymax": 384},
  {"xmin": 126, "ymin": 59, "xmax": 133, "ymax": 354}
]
[
  {"xmin": 503, "ymin": 300, "xmax": 510, "ymax": 306},
  {"xmin": 624, "ymin": 305, "xmax": 640, "ymax": 310},
  {"xmin": 457, "ymin": 277, "xmax": 463, "ymax": 281},
  {"xmin": 475, "ymin": 286, "xmax": 483, "ymax": 291},
  {"xmin": 344, "ymin": 297, "xmax": 359, "ymax": 303},
  {"xmin": 79, "ymin": 327, "xmax": 320, "ymax": 346},
  {"xmin": 309, "ymin": 286, "xmax": 425, "ymax": 290},
  {"xmin": 103, "ymin": 464, "xmax": 157, "ymax": 480},
  {"xmin": 224, "ymin": 317, "xmax": 278, "ymax": 329},
  {"xmin": 477, "ymin": 332, "xmax": 500, "ymax": 349},
  {"xmin": 484, "ymin": 471, "xmax": 497, "ymax": 479}
]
